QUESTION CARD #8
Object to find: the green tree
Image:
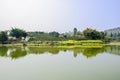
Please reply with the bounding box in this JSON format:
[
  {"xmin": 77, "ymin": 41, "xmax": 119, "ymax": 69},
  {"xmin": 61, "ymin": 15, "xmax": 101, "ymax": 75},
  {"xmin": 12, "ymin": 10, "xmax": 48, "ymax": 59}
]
[
  {"xmin": 0, "ymin": 31, "xmax": 8, "ymax": 44},
  {"xmin": 83, "ymin": 28, "xmax": 104, "ymax": 40},
  {"xmin": 110, "ymin": 32, "xmax": 113, "ymax": 38},
  {"xmin": 118, "ymin": 32, "xmax": 120, "ymax": 38},
  {"xmin": 99, "ymin": 32, "xmax": 105, "ymax": 39},
  {"xmin": 49, "ymin": 31, "xmax": 59, "ymax": 37},
  {"xmin": 73, "ymin": 28, "xmax": 77, "ymax": 37},
  {"xmin": 10, "ymin": 28, "xmax": 27, "ymax": 39},
  {"xmin": 114, "ymin": 33, "xmax": 117, "ymax": 39}
]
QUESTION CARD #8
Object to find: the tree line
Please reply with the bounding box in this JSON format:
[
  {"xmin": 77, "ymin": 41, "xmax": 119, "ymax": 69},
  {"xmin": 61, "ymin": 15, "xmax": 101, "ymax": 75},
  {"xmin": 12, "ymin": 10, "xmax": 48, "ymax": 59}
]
[
  {"xmin": 28, "ymin": 28, "xmax": 105, "ymax": 41},
  {"xmin": 0, "ymin": 27, "xmax": 106, "ymax": 44}
]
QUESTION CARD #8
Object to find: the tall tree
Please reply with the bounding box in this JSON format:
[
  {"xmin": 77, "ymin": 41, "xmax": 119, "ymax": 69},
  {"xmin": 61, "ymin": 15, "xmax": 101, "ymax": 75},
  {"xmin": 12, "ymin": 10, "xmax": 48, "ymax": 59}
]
[
  {"xmin": 10, "ymin": 28, "xmax": 27, "ymax": 39},
  {"xmin": 73, "ymin": 28, "xmax": 77, "ymax": 37},
  {"xmin": 0, "ymin": 31, "xmax": 8, "ymax": 44},
  {"xmin": 114, "ymin": 33, "xmax": 117, "ymax": 39},
  {"xmin": 110, "ymin": 32, "xmax": 113, "ymax": 38}
]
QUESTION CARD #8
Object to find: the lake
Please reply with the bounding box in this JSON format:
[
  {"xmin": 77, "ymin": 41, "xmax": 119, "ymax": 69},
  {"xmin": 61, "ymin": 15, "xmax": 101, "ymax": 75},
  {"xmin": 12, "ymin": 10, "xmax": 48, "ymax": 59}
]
[{"xmin": 0, "ymin": 46, "xmax": 120, "ymax": 80}]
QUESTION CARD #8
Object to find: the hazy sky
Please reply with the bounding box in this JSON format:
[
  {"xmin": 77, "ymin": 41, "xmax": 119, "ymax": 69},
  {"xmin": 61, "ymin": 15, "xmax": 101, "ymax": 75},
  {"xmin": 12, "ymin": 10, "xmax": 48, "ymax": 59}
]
[{"xmin": 0, "ymin": 0, "xmax": 120, "ymax": 33}]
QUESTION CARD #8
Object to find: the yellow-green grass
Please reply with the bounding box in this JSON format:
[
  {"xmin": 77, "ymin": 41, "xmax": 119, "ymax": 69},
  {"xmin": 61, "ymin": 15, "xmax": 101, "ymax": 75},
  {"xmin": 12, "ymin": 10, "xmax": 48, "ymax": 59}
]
[{"xmin": 58, "ymin": 40, "xmax": 103, "ymax": 45}]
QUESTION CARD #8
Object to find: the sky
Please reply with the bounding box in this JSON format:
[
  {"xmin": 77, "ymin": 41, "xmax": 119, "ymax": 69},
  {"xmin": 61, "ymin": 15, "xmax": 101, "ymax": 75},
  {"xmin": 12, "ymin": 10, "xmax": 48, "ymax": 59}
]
[{"xmin": 0, "ymin": 0, "xmax": 120, "ymax": 33}]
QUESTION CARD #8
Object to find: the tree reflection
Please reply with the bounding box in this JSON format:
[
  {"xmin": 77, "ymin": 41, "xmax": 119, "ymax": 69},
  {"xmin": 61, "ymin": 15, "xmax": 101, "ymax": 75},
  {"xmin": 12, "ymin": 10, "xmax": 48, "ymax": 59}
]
[
  {"xmin": 10, "ymin": 47, "xmax": 27, "ymax": 59},
  {"xmin": 72, "ymin": 48, "xmax": 105, "ymax": 58},
  {"xmin": 105, "ymin": 46, "xmax": 120, "ymax": 56},
  {"xmin": 82, "ymin": 48, "xmax": 104, "ymax": 58},
  {"xmin": 0, "ymin": 46, "xmax": 8, "ymax": 57},
  {"xmin": 0, "ymin": 46, "xmax": 120, "ymax": 59}
]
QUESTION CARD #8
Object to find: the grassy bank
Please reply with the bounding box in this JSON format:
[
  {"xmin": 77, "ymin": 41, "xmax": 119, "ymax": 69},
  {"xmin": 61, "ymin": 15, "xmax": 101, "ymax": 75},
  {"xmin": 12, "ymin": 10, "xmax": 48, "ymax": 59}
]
[
  {"xmin": 1, "ymin": 40, "xmax": 120, "ymax": 47},
  {"xmin": 0, "ymin": 40, "xmax": 105, "ymax": 49}
]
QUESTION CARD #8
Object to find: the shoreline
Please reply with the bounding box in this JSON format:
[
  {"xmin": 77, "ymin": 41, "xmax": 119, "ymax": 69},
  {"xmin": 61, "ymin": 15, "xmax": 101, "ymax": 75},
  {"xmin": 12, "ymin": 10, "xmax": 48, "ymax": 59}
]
[
  {"xmin": 0, "ymin": 43, "xmax": 119, "ymax": 48},
  {"xmin": 1, "ymin": 41, "xmax": 120, "ymax": 47}
]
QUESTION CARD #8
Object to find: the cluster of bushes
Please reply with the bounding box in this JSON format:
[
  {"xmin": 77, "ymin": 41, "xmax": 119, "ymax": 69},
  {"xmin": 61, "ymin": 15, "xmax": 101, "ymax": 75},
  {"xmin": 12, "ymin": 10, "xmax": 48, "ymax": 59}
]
[{"xmin": 0, "ymin": 28, "xmax": 27, "ymax": 44}]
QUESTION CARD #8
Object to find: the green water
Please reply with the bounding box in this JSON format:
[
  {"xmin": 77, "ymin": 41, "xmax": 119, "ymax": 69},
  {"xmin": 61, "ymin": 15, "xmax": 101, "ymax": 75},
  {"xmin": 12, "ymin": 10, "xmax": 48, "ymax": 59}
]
[{"xmin": 0, "ymin": 46, "xmax": 120, "ymax": 80}]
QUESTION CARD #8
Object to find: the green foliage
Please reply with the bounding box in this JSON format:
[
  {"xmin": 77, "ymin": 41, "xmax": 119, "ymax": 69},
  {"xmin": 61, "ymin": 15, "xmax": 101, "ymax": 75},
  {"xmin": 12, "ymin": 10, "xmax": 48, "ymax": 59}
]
[
  {"xmin": 28, "ymin": 31, "xmax": 61, "ymax": 41},
  {"xmin": 0, "ymin": 27, "xmax": 107, "ymax": 44},
  {"xmin": 57, "ymin": 40, "xmax": 103, "ymax": 46},
  {"xmin": 28, "ymin": 27, "xmax": 106, "ymax": 42},
  {"xmin": 10, "ymin": 28, "xmax": 27, "ymax": 38},
  {"xmin": 28, "ymin": 32, "xmax": 59, "ymax": 41},
  {"xmin": 73, "ymin": 28, "xmax": 77, "ymax": 37},
  {"xmin": 0, "ymin": 31, "xmax": 8, "ymax": 44},
  {"xmin": 49, "ymin": 31, "xmax": 59, "ymax": 37},
  {"xmin": 110, "ymin": 32, "xmax": 113, "ymax": 38},
  {"xmin": 83, "ymin": 28, "xmax": 105, "ymax": 40}
]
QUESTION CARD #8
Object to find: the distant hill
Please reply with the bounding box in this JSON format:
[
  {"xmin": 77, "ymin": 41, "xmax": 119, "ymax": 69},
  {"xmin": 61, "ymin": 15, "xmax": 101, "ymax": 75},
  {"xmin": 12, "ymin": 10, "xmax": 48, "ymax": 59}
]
[
  {"xmin": 105, "ymin": 27, "xmax": 120, "ymax": 32},
  {"xmin": 104, "ymin": 27, "xmax": 120, "ymax": 38}
]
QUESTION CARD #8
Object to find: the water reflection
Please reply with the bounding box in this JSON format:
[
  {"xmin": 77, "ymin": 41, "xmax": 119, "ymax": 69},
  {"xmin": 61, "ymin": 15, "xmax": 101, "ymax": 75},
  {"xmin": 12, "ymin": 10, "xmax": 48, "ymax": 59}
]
[{"xmin": 0, "ymin": 46, "xmax": 120, "ymax": 59}]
